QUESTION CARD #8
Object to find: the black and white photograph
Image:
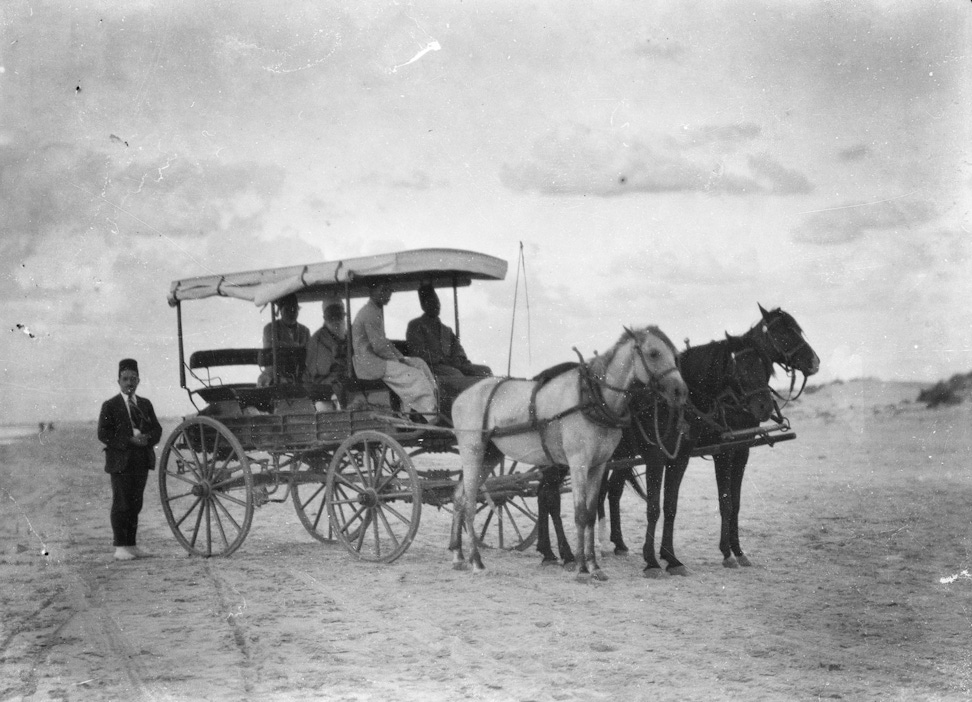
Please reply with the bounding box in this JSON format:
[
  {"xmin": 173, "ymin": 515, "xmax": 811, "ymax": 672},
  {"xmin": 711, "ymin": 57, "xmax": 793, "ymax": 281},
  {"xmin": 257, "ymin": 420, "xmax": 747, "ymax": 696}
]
[{"xmin": 2, "ymin": 1, "xmax": 970, "ymax": 700}]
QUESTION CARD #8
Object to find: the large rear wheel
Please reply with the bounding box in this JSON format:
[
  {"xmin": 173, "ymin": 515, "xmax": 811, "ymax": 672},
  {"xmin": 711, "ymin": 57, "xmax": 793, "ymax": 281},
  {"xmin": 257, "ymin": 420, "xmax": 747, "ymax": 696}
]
[
  {"xmin": 325, "ymin": 431, "xmax": 421, "ymax": 563},
  {"xmin": 158, "ymin": 416, "xmax": 253, "ymax": 557}
]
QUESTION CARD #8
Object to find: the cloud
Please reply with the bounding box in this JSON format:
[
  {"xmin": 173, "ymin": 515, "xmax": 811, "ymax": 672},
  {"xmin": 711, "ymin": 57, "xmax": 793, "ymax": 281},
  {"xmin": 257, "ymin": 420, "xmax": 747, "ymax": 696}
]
[
  {"xmin": 631, "ymin": 38, "xmax": 686, "ymax": 62},
  {"xmin": 0, "ymin": 137, "xmax": 286, "ymax": 282},
  {"xmin": 359, "ymin": 169, "xmax": 433, "ymax": 191},
  {"xmin": 682, "ymin": 123, "xmax": 762, "ymax": 149},
  {"xmin": 501, "ymin": 123, "xmax": 812, "ymax": 197},
  {"xmin": 837, "ymin": 144, "xmax": 870, "ymax": 162},
  {"xmin": 792, "ymin": 197, "xmax": 938, "ymax": 245},
  {"xmin": 747, "ymin": 154, "xmax": 813, "ymax": 194}
]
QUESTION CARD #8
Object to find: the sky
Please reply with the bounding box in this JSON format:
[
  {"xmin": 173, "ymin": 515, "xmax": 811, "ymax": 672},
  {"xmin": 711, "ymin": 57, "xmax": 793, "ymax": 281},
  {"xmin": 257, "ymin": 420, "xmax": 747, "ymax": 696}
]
[{"xmin": 1, "ymin": 0, "xmax": 970, "ymax": 424}]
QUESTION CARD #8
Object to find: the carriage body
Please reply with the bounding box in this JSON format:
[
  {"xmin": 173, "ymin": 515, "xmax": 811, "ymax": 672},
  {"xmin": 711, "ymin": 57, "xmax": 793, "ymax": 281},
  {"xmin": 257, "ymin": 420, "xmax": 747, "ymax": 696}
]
[{"xmin": 159, "ymin": 248, "xmax": 542, "ymax": 561}]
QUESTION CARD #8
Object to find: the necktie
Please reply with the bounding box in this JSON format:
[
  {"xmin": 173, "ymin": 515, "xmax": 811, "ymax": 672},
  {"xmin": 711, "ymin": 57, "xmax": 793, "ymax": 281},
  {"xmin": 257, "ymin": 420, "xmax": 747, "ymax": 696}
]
[{"xmin": 128, "ymin": 396, "xmax": 144, "ymax": 432}]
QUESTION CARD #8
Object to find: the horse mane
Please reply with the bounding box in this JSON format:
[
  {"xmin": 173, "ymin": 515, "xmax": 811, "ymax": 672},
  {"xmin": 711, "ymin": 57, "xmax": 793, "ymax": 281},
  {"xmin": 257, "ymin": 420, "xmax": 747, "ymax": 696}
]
[{"xmin": 680, "ymin": 340, "xmax": 732, "ymax": 402}]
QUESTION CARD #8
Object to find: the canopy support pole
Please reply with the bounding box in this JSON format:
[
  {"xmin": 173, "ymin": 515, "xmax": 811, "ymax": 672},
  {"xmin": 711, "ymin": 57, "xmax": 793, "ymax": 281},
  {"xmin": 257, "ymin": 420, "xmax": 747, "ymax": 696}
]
[
  {"xmin": 452, "ymin": 275, "xmax": 460, "ymax": 340},
  {"xmin": 177, "ymin": 301, "xmax": 186, "ymax": 389}
]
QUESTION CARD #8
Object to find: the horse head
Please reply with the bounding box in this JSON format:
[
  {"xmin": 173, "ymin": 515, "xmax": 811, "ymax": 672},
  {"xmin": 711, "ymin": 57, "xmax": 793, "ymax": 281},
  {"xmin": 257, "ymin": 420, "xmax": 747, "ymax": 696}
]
[
  {"xmin": 757, "ymin": 304, "xmax": 820, "ymax": 377},
  {"xmin": 725, "ymin": 333, "xmax": 775, "ymax": 422},
  {"xmin": 625, "ymin": 325, "xmax": 688, "ymax": 409}
]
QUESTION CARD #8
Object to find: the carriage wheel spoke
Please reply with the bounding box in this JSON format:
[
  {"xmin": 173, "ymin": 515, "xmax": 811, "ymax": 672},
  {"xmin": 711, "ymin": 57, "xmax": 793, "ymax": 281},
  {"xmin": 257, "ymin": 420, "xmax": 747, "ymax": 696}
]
[
  {"xmin": 187, "ymin": 498, "xmax": 205, "ymax": 550},
  {"xmin": 171, "ymin": 438, "xmax": 205, "ymax": 482},
  {"xmin": 170, "ymin": 495, "xmax": 203, "ymax": 529}
]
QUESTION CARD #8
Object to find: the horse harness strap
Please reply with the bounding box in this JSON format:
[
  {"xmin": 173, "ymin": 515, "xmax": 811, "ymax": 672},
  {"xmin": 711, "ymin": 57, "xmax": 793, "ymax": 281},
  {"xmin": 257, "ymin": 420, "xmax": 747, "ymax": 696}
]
[
  {"xmin": 482, "ymin": 365, "xmax": 623, "ymax": 464},
  {"xmin": 573, "ymin": 349, "xmax": 631, "ymax": 430}
]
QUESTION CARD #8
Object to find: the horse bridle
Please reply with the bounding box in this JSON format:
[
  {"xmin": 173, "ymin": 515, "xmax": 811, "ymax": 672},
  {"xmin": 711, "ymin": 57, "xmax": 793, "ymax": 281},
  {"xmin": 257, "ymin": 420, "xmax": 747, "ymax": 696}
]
[
  {"xmin": 622, "ymin": 326, "xmax": 686, "ymax": 460},
  {"xmin": 623, "ymin": 325, "xmax": 683, "ymax": 394},
  {"xmin": 759, "ymin": 314, "xmax": 811, "ymax": 402}
]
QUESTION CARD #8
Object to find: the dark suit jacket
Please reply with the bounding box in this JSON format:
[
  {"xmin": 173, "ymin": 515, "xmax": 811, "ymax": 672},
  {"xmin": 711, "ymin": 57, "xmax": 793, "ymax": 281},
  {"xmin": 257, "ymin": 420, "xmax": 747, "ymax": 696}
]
[{"xmin": 97, "ymin": 394, "xmax": 163, "ymax": 474}]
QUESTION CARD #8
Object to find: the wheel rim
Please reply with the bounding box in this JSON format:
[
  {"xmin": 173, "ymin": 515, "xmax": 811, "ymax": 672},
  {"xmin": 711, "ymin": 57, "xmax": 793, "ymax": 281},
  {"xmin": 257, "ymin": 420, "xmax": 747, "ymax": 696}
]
[
  {"xmin": 475, "ymin": 459, "xmax": 539, "ymax": 552},
  {"xmin": 291, "ymin": 452, "xmax": 334, "ymax": 542},
  {"xmin": 325, "ymin": 431, "xmax": 421, "ymax": 563},
  {"xmin": 159, "ymin": 416, "xmax": 253, "ymax": 557}
]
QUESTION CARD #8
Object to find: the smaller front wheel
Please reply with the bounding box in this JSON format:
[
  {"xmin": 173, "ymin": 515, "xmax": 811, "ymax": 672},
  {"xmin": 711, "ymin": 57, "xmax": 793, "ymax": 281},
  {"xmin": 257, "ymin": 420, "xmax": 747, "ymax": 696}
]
[{"xmin": 325, "ymin": 431, "xmax": 421, "ymax": 563}]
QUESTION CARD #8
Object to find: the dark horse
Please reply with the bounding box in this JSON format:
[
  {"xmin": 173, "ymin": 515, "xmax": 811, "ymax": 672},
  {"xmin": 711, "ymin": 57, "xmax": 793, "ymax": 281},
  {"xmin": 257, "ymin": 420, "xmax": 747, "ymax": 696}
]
[{"xmin": 536, "ymin": 305, "xmax": 820, "ymax": 574}]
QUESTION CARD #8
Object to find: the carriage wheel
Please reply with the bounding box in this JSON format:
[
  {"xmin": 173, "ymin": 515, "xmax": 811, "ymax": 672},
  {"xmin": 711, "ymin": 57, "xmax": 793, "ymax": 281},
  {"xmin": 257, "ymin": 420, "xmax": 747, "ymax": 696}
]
[
  {"xmin": 325, "ymin": 431, "xmax": 421, "ymax": 563},
  {"xmin": 475, "ymin": 459, "xmax": 539, "ymax": 552},
  {"xmin": 158, "ymin": 416, "xmax": 253, "ymax": 557},
  {"xmin": 291, "ymin": 452, "xmax": 334, "ymax": 542}
]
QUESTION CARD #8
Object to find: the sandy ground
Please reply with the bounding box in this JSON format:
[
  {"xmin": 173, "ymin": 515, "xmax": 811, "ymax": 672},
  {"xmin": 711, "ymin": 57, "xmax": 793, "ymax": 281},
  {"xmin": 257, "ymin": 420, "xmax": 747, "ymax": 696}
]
[{"xmin": 1, "ymin": 379, "xmax": 971, "ymax": 702}]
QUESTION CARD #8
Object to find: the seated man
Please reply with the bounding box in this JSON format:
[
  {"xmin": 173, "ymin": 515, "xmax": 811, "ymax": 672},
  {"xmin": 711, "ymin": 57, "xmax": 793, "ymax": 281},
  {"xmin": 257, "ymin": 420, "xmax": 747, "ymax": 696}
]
[
  {"xmin": 304, "ymin": 295, "xmax": 349, "ymax": 406},
  {"xmin": 406, "ymin": 284, "xmax": 491, "ymax": 403},
  {"xmin": 352, "ymin": 281, "xmax": 439, "ymax": 422},
  {"xmin": 258, "ymin": 293, "xmax": 310, "ymax": 386}
]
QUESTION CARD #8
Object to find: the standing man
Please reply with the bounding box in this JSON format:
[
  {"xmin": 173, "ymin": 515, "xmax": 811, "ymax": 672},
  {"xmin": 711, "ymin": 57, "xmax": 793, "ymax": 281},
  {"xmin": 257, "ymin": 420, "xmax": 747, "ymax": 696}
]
[
  {"xmin": 352, "ymin": 281, "xmax": 439, "ymax": 422},
  {"xmin": 97, "ymin": 359, "xmax": 163, "ymax": 561},
  {"xmin": 304, "ymin": 295, "xmax": 349, "ymax": 406}
]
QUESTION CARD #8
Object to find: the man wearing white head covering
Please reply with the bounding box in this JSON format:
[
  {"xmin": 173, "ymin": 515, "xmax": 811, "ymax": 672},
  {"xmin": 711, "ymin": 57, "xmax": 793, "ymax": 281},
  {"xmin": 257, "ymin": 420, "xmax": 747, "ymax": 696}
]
[{"xmin": 304, "ymin": 295, "xmax": 349, "ymax": 403}]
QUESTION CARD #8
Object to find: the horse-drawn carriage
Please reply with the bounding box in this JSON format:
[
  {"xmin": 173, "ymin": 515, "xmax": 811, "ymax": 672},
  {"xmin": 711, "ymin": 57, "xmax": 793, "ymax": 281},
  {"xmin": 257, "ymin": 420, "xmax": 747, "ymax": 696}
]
[
  {"xmin": 160, "ymin": 248, "xmax": 548, "ymax": 561},
  {"xmin": 160, "ymin": 247, "xmax": 817, "ymax": 579}
]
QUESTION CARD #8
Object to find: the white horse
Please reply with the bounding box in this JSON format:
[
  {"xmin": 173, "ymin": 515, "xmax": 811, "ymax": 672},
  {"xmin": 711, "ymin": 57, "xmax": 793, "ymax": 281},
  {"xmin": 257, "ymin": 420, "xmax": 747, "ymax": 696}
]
[{"xmin": 449, "ymin": 326, "xmax": 688, "ymax": 582}]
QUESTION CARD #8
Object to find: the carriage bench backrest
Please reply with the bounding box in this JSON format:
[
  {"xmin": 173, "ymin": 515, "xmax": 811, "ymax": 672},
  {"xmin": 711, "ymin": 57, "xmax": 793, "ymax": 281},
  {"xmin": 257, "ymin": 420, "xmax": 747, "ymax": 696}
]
[
  {"xmin": 189, "ymin": 348, "xmax": 312, "ymax": 414},
  {"xmin": 189, "ymin": 347, "xmax": 306, "ymax": 371}
]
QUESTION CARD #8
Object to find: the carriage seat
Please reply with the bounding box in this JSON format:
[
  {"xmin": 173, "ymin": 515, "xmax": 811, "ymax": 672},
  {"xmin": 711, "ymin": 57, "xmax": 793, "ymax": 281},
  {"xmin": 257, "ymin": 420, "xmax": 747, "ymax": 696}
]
[{"xmin": 189, "ymin": 348, "xmax": 311, "ymax": 413}]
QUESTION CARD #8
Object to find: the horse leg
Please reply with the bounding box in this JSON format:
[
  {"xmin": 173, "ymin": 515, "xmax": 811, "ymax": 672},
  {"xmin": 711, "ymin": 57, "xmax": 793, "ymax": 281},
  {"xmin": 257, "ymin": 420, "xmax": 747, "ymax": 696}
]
[
  {"xmin": 728, "ymin": 448, "xmax": 752, "ymax": 566},
  {"xmin": 640, "ymin": 450, "xmax": 666, "ymax": 578},
  {"xmin": 607, "ymin": 467, "xmax": 629, "ymax": 555},
  {"xmin": 458, "ymin": 442, "xmax": 496, "ymax": 572},
  {"xmin": 449, "ymin": 481, "xmax": 466, "ymax": 567},
  {"xmin": 660, "ymin": 453, "xmax": 690, "ymax": 575},
  {"xmin": 572, "ymin": 465, "xmax": 609, "ymax": 583},
  {"xmin": 597, "ymin": 471, "xmax": 610, "ymax": 555},
  {"xmin": 714, "ymin": 454, "xmax": 738, "ymax": 568},
  {"xmin": 548, "ymin": 466, "xmax": 575, "ymax": 567},
  {"xmin": 535, "ymin": 468, "xmax": 559, "ymax": 565}
]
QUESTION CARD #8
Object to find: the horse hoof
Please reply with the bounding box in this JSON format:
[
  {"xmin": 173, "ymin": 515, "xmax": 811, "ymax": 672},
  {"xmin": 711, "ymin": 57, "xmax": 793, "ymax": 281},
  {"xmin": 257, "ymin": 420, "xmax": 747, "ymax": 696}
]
[
  {"xmin": 723, "ymin": 557, "xmax": 738, "ymax": 569},
  {"xmin": 575, "ymin": 572, "xmax": 591, "ymax": 584},
  {"xmin": 591, "ymin": 570, "xmax": 609, "ymax": 582},
  {"xmin": 642, "ymin": 567, "xmax": 665, "ymax": 579},
  {"xmin": 667, "ymin": 565, "xmax": 690, "ymax": 577},
  {"xmin": 540, "ymin": 558, "xmax": 560, "ymax": 567},
  {"xmin": 452, "ymin": 562, "xmax": 468, "ymax": 571},
  {"xmin": 562, "ymin": 561, "xmax": 577, "ymax": 573},
  {"xmin": 614, "ymin": 547, "xmax": 629, "ymax": 557},
  {"xmin": 736, "ymin": 555, "xmax": 753, "ymax": 567}
]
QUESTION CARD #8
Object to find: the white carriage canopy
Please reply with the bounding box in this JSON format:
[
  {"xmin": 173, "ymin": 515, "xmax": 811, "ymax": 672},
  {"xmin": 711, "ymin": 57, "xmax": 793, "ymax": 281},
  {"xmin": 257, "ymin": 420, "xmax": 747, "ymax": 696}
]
[{"xmin": 167, "ymin": 248, "xmax": 508, "ymax": 307}]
